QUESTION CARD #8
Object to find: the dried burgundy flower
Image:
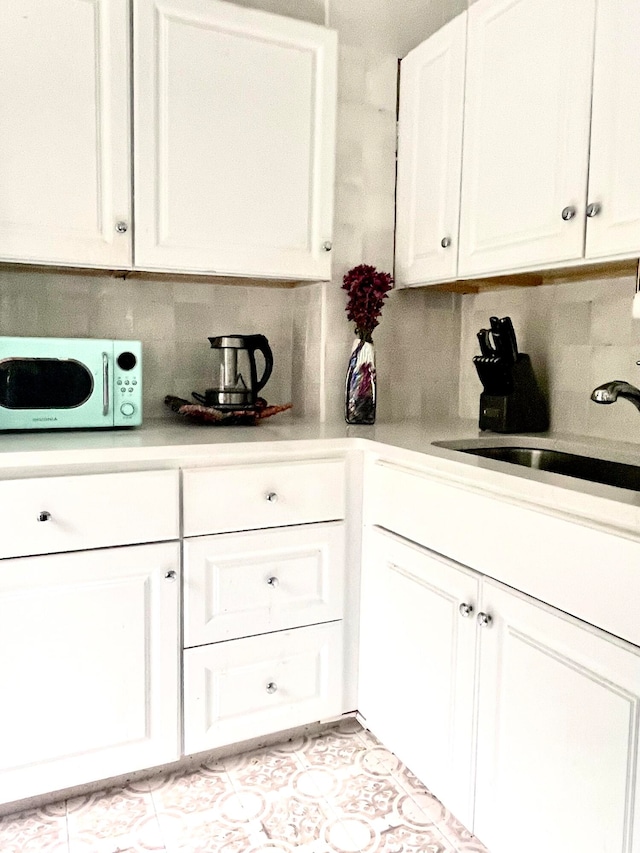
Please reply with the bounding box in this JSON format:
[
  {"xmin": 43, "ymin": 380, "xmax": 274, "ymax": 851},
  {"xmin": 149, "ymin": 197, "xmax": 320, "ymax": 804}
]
[{"xmin": 342, "ymin": 264, "xmax": 393, "ymax": 341}]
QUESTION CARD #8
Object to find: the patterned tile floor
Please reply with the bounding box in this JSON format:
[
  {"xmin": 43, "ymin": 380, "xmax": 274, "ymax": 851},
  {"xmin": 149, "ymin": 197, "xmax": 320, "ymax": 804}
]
[{"xmin": 0, "ymin": 719, "xmax": 489, "ymax": 853}]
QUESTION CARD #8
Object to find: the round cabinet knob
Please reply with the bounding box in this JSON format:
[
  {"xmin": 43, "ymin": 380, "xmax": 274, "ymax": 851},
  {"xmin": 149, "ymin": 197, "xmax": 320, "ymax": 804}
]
[
  {"xmin": 321, "ymin": 241, "xmax": 332, "ymax": 252},
  {"xmin": 37, "ymin": 511, "xmax": 51, "ymax": 522},
  {"xmin": 115, "ymin": 221, "xmax": 128, "ymax": 234},
  {"xmin": 440, "ymin": 236, "xmax": 452, "ymax": 248},
  {"xmin": 561, "ymin": 206, "xmax": 577, "ymax": 221},
  {"xmin": 586, "ymin": 202, "xmax": 601, "ymax": 218},
  {"xmin": 266, "ymin": 682, "xmax": 278, "ymax": 694},
  {"xmin": 477, "ymin": 612, "xmax": 493, "ymax": 628},
  {"xmin": 266, "ymin": 576, "xmax": 279, "ymax": 588},
  {"xmin": 459, "ymin": 602, "xmax": 474, "ymax": 618},
  {"xmin": 120, "ymin": 402, "xmax": 135, "ymax": 417},
  {"xmin": 265, "ymin": 492, "xmax": 278, "ymax": 503},
  {"xmin": 164, "ymin": 570, "xmax": 177, "ymax": 582}
]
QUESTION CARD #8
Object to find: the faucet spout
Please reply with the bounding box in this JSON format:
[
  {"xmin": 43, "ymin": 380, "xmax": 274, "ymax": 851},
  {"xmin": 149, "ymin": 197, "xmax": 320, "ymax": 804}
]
[{"xmin": 590, "ymin": 380, "xmax": 640, "ymax": 412}]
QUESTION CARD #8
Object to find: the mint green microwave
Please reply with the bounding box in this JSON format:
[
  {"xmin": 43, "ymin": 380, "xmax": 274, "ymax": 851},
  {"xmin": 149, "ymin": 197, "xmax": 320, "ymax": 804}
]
[{"xmin": 0, "ymin": 337, "xmax": 142, "ymax": 430}]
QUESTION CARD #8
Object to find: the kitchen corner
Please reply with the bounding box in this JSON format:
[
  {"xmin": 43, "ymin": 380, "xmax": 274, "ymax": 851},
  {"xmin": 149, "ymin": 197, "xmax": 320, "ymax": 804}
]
[{"xmin": 2, "ymin": 0, "xmax": 640, "ymax": 850}]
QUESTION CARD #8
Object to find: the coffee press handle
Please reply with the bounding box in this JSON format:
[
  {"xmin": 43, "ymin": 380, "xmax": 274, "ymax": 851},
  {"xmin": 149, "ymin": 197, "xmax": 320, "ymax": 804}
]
[{"xmin": 247, "ymin": 334, "xmax": 274, "ymax": 393}]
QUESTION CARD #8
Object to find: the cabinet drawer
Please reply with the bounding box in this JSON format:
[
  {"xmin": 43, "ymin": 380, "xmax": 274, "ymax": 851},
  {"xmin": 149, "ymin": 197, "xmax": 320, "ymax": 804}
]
[
  {"xmin": 183, "ymin": 622, "xmax": 343, "ymax": 754},
  {"xmin": 183, "ymin": 459, "xmax": 346, "ymax": 536},
  {"xmin": 184, "ymin": 523, "xmax": 345, "ymax": 647},
  {"xmin": 0, "ymin": 470, "xmax": 179, "ymax": 559}
]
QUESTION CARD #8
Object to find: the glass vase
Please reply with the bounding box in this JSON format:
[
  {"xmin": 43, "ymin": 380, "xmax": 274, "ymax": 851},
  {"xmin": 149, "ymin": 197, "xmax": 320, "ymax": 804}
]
[{"xmin": 345, "ymin": 337, "xmax": 376, "ymax": 425}]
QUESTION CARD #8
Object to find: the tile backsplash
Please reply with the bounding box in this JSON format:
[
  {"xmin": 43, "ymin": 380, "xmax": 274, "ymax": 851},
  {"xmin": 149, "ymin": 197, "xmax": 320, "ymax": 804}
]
[
  {"xmin": 460, "ymin": 272, "xmax": 640, "ymax": 444},
  {"xmin": 0, "ymin": 267, "xmax": 294, "ymax": 422}
]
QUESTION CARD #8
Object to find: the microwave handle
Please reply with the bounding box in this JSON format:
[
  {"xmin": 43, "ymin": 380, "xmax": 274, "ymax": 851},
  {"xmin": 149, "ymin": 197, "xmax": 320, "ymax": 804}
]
[{"xmin": 102, "ymin": 352, "xmax": 109, "ymax": 416}]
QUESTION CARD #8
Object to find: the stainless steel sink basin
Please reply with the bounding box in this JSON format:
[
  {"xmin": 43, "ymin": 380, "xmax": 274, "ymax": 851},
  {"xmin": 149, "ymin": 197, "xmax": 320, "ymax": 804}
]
[{"xmin": 433, "ymin": 442, "xmax": 640, "ymax": 492}]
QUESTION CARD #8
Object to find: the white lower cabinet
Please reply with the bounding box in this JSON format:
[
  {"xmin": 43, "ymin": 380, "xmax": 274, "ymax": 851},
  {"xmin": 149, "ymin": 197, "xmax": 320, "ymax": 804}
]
[
  {"xmin": 359, "ymin": 529, "xmax": 478, "ymax": 828},
  {"xmin": 184, "ymin": 621, "xmax": 343, "ymax": 754},
  {"xmin": 475, "ymin": 580, "xmax": 640, "ymax": 853},
  {"xmin": 181, "ymin": 494, "xmax": 347, "ymax": 756},
  {"xmin": 360, "ymin": 527, "xmax": 640, "ymax": 853},
  {"xmin": 0, "ymin": 542, "xmax": 180, "ymax": 804}
]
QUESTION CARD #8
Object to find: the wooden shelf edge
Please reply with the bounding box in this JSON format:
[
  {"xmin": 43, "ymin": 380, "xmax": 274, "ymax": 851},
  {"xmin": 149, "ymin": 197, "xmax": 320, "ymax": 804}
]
[{"xmin": 400, "ymin": 258, "xmax": 639, "ymax": 294}]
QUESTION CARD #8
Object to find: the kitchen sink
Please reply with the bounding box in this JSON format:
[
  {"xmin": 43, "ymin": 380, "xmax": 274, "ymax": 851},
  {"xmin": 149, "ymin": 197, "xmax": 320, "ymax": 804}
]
[{"xmin": 432, "ymin": 442, "xmax": 640, "ymax": 492}]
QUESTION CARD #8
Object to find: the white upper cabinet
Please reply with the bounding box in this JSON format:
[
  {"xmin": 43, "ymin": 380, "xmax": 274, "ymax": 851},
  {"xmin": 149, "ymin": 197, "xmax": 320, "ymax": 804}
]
[
  {"xmin": 395, "ymin": 13, "xmax": 467, "ymax": 287},
  {"xmin": 0, "ymin": 0, "xmax": 132, "ymax": 269},
  {"xmin": 458, "ymin": 0, "xmax": 596, "ymax": 278},
  {"xmin": 585, "ymin": 0, "xmax": 640, "ymax": 260},
  {"xmin": 133, "ymin": 0, "xmax": 337, "ymax": 280}
]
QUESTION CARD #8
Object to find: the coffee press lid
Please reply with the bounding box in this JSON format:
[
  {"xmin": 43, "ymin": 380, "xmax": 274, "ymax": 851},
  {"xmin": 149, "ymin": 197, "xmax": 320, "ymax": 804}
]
[{"xmin": 208, "ymin": 335, "xmax": 248, "ymax": 348}]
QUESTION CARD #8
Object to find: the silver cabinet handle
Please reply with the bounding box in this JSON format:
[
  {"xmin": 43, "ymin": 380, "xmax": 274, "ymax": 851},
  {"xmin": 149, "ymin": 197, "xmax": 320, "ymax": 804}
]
[
  {"xmin": 267, "ymin": 576, "xmax": 279, "ymax": 588},
  {"xmin": 459, "ymin": 602, "xmax": 474, "ymax": 618},
  {"xmin": 321, "ymin": 241, "xmax": 332, "ymax": 252},
  {"xmin": 477, "ymin": 612, "xmax": 493, "ymax": 628},
  {"xmin": 586, "ymin": 202, "xmax": 601, "ymax": 218},
  {"xmin": 164, "ymin": 571, "xmax": 177, "ymax": 582},
  {"xmin": 265, "ymin": 492, "xmax": 278, "ymax": 503},
  {"xmin": 561, "ymin": 206, "xmax": 577, "ymax": 221},
  {"xmin": 102, "ymin": 352, "xmax": 109, "ymax": 416},
  {"xmin": 266, "ymin": 682, "xmax": 278, "ymax": 694},
  {"xmin": 115, "ymin": 221, "xmax": 128, "ymax": 233},
  {"xmin": 37, "ymin": 511, "xmax": 51, "ymax": 522},
  {"xmin": 441, "ymin": 236, "xmax": 452, "ymax": 248}
]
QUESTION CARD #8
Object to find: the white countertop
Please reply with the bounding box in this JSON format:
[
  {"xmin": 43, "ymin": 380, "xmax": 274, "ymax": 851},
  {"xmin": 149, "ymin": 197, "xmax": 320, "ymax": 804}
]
[{"xmin": 2, "ymin": 412, "xmax": 640, "ymax": 538}]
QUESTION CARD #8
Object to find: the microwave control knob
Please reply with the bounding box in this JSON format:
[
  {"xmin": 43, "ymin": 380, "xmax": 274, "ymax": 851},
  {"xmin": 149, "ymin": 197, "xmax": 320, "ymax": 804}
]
[
  {"xmin": 120, "ymin": 402, "xmax": 135, "ymax": 417},
  {"xmin": 115, "ymin": 221, "xmax": 128, "ymax": 234}
]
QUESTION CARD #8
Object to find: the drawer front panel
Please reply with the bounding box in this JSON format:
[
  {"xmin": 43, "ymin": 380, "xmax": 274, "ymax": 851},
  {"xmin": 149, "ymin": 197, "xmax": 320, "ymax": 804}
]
[
  {"xmin": 182, "ymin": 459, "xmax": 346, "ymax": 536},
  {"xmin": 183, "ymin": 622, "xmax": 343, "ymax": 754},
  {"xmin": 184, "ymin": 523, "xmax": 345, "ymax": 646},
  {"xmin": 367, "ymin": 460, "xmax": 640, "ymax": 648},
  {"xmin": 0, "ymin": 470, "xmax": 179, "ymax": 559}
]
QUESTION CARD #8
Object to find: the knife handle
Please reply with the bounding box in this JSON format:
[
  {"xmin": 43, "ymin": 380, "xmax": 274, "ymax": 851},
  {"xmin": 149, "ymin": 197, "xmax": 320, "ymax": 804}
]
[
  {"xmin": 499, "ymin": 316, "xmax": 519, "ymax": 363},
  {"xmin": 477, "ymin": 329, "xmax": 495, "ymax": 357}
]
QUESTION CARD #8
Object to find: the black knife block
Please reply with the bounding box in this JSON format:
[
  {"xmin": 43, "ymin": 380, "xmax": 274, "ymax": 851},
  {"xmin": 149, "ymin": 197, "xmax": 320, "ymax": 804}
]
[{"xmin": 479, "ymin": 354, "xmax": 549, "ymax": 433}]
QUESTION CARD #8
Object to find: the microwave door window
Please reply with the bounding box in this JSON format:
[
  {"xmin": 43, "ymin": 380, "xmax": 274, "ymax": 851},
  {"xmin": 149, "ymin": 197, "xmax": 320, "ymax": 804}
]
[{"xmin": 0, "ymin": 358, "xmax": 94, "ymax": 409}]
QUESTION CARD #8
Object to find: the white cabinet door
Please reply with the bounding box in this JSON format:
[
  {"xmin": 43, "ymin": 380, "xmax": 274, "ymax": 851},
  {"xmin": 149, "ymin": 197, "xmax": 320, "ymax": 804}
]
[
  {"xmin": 474, "ymin": 580, "xmax": 640, "ymax": 853},
  {"xmin": 395, "ymin": 13, "xmax": 466, "ymax": 287},
  {"xmin": 0, "ymin": 542, "xmax": 180, "ymax": 806},
  {"xmin": 359, "ymin": 528, "xmax": 479, "ymax": 828},
  {"xmin": 183, "ymin": 621, "xmax": 343, "ymax": 753},
  {"xmin": 458, "ymin": 0, "xmax": 595, "ymax": 277},
  {"xmin": 133, "ymin": 0, "xmax": 337, "ymax": 280},
  {"xmin": 585, "ymin": 0, "xmax": 640, "ymax": 260},
  {"xmin": 0, "ymin": 0, "xmax": 132, "ymax": 268}
]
